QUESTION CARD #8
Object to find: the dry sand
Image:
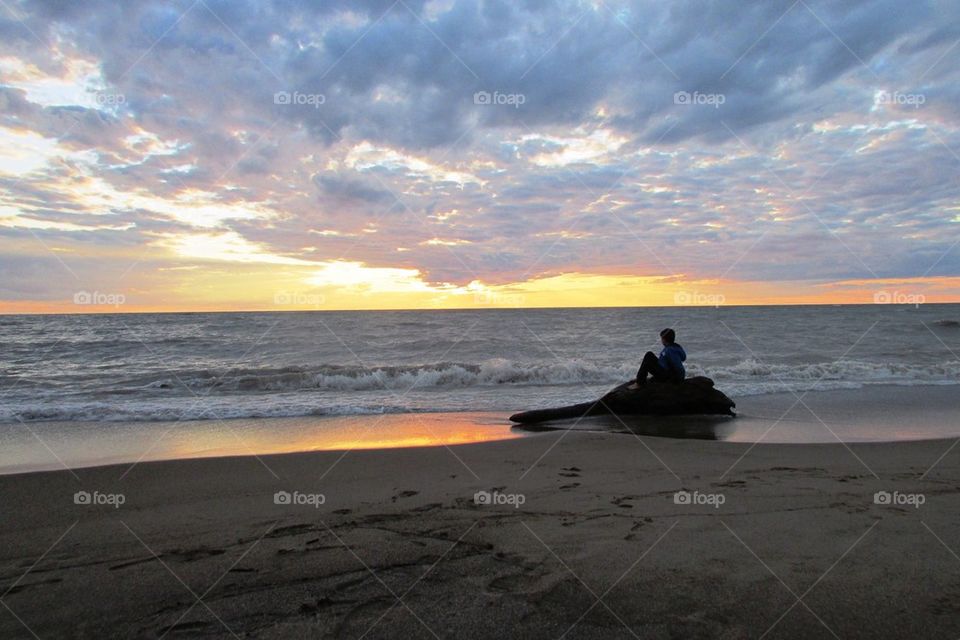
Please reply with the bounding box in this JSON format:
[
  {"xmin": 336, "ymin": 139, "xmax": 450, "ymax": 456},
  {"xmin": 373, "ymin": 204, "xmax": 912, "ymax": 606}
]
[{"xmin": 1, "ymin": 429, "xmax": 958, "ymax": 639}]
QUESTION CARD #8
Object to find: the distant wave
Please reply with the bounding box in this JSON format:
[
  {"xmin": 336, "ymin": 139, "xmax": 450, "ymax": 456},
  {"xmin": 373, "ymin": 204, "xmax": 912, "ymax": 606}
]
[{"xmin": 701, "ymin": 358, "xmax": 960, "ymax": 388}]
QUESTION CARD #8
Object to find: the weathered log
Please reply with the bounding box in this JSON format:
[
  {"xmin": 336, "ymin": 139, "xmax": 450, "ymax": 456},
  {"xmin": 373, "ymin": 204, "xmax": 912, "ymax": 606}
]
[{"xmin": 509, "ymin": 376, "xmax": 736, "ymax": 424}]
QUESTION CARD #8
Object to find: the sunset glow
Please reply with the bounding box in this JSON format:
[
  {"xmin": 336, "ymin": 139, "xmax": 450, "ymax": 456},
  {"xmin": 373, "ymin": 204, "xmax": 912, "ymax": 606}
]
[{"xmin": 1, "ymin": 1, "xmax": 958, "ymax": 312}]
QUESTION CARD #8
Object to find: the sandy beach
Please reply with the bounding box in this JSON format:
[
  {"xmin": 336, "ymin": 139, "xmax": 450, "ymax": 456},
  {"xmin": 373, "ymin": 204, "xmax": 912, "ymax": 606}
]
[
  {"xmin": 2, "ymin": 426, "xmax": 958, "ymax": 639},
  {"xmin": 4, "ymin": 0, "xmax": 960, "ymax": 636}
]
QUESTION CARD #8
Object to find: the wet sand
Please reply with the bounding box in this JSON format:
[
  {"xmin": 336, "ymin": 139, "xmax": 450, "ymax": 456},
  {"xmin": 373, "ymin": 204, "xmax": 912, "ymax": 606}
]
[
  {"xmin": 530, "ymin": 384, "xmax": 960, "ymax": 443},
  {"xmin": 1, "ymin": 426, "xmax": 959, "ymax": 638},
  {"xmin": 0, "ymin": 412, "xmax": 525, "ymax": 476},
  {"xmin": 4, "ymin": 384, "xmax": 959, "ymax": 477}
]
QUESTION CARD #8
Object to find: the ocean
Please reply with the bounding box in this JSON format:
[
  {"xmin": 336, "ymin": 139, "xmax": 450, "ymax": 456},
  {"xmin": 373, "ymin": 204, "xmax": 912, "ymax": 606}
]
[{"xmin": 2, "ymin": 304, "xmax": 958, "ymax": 424}]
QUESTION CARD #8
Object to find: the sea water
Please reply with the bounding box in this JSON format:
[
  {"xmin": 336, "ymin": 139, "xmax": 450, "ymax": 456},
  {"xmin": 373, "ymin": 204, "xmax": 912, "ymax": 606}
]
[{"xmin": 2, "ymin": 304, "xmax": 958, "ymax": 424}]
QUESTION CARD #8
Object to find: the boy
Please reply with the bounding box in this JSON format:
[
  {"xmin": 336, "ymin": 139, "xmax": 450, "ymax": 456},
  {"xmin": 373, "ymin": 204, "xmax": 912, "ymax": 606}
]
[{"xmin": 635, "ymin": 328, "xmax": 686, "ymax": 384}]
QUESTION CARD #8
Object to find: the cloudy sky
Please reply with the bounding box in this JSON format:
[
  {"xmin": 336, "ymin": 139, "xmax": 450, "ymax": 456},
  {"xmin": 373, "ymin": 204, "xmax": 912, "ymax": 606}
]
[{"xmin": 1, "ymin": 0, "xmax": 958, "ymax": 311}]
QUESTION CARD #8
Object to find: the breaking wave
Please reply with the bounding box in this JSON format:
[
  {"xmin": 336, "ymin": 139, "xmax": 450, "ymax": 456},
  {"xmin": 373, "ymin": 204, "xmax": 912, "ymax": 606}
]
[
  {"xmin": 3, "ymin": 357, "xmax": 958, "ymax": 423},
  {"xmin": 129, "ymin": 357, "xmax": 960, "ymax": 394},
  {"xmin": 132, "ymin": 359, "xmax": 638, "ymax": 393}
]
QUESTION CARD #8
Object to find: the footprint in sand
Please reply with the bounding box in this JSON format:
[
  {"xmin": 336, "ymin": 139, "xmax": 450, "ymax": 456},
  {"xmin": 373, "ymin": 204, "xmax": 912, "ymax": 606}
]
[
  {"xmin": 410, "ymin": 502, "xmax": 443, "ymax": 512},
  {"xmin": 159, "ymin": 621, "xmax": 214, "ymax": 635},
  {"xmin": 5, "ymin": 577, "xmax": 63, "ymax": 593},
  {"xmin": 266, "ymin": 524, "xmax": 315, "ymax": 539},
  {"xmin": 109, "ymin": 556, "xmax": 158, "ymax": 571},
  {"xmin": 715, "ymin": 479, "xmax": 746, "ymax": 488},
  {"xmin": 167, "ymin": 548, "xmax": 226, "ymax": 562},
  {"xmin": 486, "ymin": 571, "xmax": 546, "ymax": 594},
  {"xmin": 298, "ymin": 597, "xmax": 338, "ymax": 614},
  {"xmin": 624, "ymin": 521, "xmax": 644, "ymax": 540}
]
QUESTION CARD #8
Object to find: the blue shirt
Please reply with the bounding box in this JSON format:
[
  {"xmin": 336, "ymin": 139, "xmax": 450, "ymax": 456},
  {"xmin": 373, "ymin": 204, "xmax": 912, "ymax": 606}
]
[{"xmin": 658, "ymin": 343, "xmax": 686, "ymax": 381}]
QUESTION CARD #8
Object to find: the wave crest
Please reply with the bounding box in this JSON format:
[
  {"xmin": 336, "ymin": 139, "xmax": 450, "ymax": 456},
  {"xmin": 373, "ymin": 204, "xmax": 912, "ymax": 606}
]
[
  {"xmin": 145, "ymin": 359, "xmax": 637, "ymax": 393},
  {"xmin": 137, "ymin": 357, "xmax": 960, "ymax": 394}
]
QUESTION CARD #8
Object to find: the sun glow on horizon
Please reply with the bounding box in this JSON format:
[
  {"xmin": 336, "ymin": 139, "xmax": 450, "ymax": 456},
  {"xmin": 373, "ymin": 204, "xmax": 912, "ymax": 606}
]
[
  {"xmin": 1, "ymin": 2, "xmax": 959, "ymax": 314},
  {"xmin": 6, "ymin": 256, "xmax": 960, "ymax": 313}
]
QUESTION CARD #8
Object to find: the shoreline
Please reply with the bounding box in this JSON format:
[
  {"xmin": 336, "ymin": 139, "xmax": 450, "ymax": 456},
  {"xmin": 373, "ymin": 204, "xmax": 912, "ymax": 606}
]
[
  {"xmin": 4, "ymin": 430, "xmax": 960, "ymax": 481},
  {"xmin": 1, "ymin": 432, "xmax": 957, "ymax": 638},
  {"xmin": 3, "ymin": 383, "xmax": 958, "ymax": 476}
]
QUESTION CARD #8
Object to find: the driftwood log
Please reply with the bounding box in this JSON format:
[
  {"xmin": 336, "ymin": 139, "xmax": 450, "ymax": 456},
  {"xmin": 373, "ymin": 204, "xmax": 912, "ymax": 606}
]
[{"xmin": 509, "ymin": 376, "xmax": 736, "ymax": 424}]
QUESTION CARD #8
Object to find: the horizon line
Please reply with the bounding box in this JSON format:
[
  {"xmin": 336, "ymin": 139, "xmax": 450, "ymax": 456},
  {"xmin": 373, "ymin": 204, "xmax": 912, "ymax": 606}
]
[{"xmin": 3, "ymin": 300, "xmax": 957, "ymax": 317}]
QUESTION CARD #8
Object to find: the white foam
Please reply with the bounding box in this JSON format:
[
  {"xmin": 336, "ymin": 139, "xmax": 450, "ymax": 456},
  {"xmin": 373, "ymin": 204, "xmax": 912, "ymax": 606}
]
[
  {"xmin": 156, "ymin": 359, "xmax": 637, "ymax": 393},
  {"xmin": 4, "ymin": 358, "xmax": 958, "ymax": 423}
]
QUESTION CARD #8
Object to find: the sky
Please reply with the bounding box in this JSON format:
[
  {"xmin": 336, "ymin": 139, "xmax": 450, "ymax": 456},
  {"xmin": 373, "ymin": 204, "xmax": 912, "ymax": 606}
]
[{"xmin": 1, "ymin": 0, "xmax": 959, "ymax": 312}]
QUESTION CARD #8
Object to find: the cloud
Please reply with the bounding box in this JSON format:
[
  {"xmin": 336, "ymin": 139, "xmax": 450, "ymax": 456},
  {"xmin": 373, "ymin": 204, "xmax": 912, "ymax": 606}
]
[
  {"xmin": 313, "ymin": 170, "xmax": 396, "ymax": 204},
  {"xmin": 0, "ymin": 0, "xmax": 958, "ymax": 308}
]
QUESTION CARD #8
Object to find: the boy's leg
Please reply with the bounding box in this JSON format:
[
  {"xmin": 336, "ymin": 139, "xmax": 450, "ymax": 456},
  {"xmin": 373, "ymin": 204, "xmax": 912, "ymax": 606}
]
[
  {"xmin": 636, "ymin": 351, "xmax": 661, "ymax": 384},
  {"xmin": 648, "ymin": 362, "xmax": 670, "ymax": 382}
]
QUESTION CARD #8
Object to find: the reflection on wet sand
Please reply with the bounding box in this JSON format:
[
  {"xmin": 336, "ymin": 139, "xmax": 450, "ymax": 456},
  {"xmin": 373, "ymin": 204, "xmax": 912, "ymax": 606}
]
[
  {"xmin": 147, "ymin": 413, "xmax": 529, "ymax": 464},
  {"xmin": 512, "ymin": 384, "xmax": 960, "ymax": 443},
  {"xmin": 0, "ymin": 412, "xmax": 527, "ymax": 475},
  {"xmin": 513, "ymin": 413, "xmax": 738, "ymax": 441}
]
